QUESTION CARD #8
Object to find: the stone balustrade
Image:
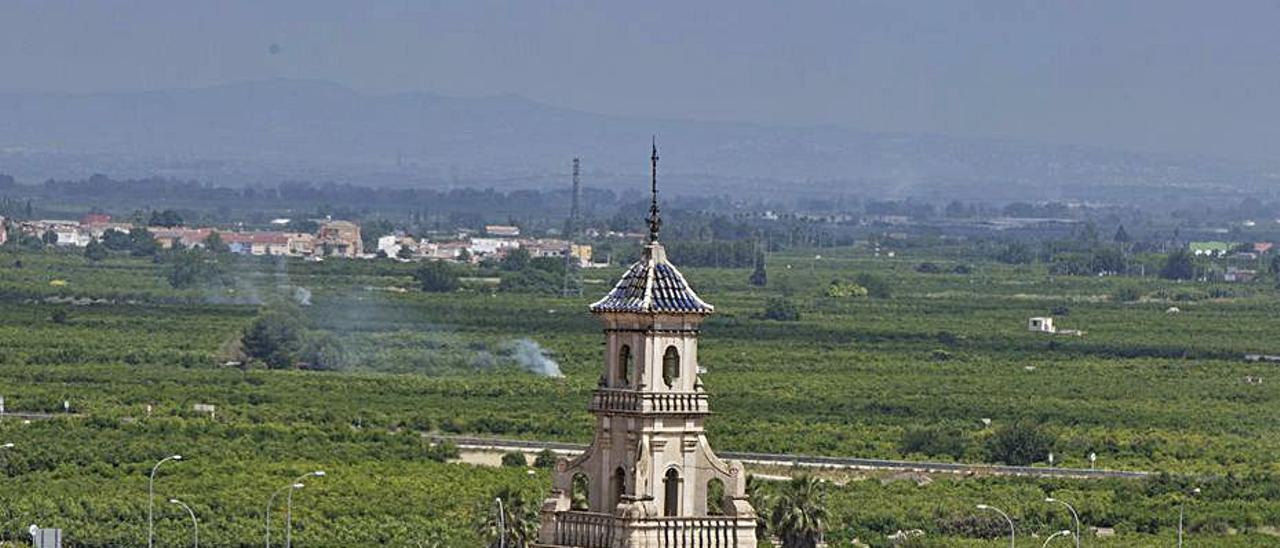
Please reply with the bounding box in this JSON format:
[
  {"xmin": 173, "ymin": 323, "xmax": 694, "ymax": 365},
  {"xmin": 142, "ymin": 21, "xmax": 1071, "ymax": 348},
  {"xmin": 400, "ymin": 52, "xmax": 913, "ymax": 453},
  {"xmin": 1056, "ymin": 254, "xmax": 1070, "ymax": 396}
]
[
  {"xmin": 540, "ymin": 511, "xmax": 755, "ymax": 548},
  {"xmin": 552, "ymin": 511, "xmax": 616, "ymax": 548},
  {"xmin": 588, "ymin": 389, "xmax": 709, "ymax": 415}
]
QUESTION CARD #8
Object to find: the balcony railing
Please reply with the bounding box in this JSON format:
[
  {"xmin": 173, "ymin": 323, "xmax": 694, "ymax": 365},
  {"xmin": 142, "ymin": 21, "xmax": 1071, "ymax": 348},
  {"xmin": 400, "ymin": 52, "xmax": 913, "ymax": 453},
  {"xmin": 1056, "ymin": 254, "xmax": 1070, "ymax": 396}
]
[
  {"xmin": 544, "ymin": 511, "xmax": 755, "ymax": 548},
  {"xmin": 553, "ymin": 511, "xmax": 615, "ymax": 548},
  {"xmin": 588, "ymin": 389, "xmax": 709, "ymax": 415},
  {"xmin": 653, "ymin": 516, "xmax": 752, "ymax": 548}
]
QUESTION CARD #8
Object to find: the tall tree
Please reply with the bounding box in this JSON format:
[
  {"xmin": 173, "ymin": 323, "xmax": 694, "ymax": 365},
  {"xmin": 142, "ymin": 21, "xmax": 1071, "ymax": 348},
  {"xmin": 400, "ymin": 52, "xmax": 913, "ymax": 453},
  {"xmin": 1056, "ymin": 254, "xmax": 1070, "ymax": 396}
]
[
  {"xmin": 414, "ymin": 261, "xmax": 460, "ymax": 293},
  {"xmin": 204, "ymin": 231, "xmax": 229, "ymax": 253},
  {"xmin": 1113, "ymin": 224, "xmax": 1131, "ymax": 243},
  {"xmin": 476, "ymin": 487, "xmax": 539, "ymax": 548},
  {"xmin": 749, "ymin": 250, "xmax": 767, "ymax": 287},
  {"xmin": 769, "ymin": 475, "xmax": 828, "ymax": 548},
  {"xmin": 1160, "ymin": 249, "xmax": 1196, "ymax": 280},
  {"xmin": 84, "ymin": 239, "xmax": 108, "ymax": 262}
]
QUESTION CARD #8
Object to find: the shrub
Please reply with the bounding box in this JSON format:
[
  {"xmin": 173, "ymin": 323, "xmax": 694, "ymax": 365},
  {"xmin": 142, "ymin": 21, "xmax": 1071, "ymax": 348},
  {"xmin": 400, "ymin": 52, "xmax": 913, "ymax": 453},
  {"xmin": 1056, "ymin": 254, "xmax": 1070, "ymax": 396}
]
[
  {"xmin": 856, "ymin": 273, "xmax": 891, "ymax": 298},
  {"xmin": 758, "ymin": 298, "xmax": 801, "ymax": 322},
  {"xmin": 533, "ymin": 449, "xmax": 557, "ymax": 469},
  {"xmin": 415, "ymin": 261, "xmax": 460, "ymax": 293},
  {"xmin": 900, "ymin": 426, "xmax": 969, "ymax": 460},
  {"xmin": 1160, "ymin": 250, "xmax": 1196, "ymax": 280},
  {"xmin": 84, "ymin": 239, "xmax": 108, "ymax": 262},
  {"xmin": 1112, "ymin": 286, "xmax": 1142, "ymax": 302},
  {"xmin": 915, "ymin": 262, "xmax": 943, "ymax": 274},
  {"xmin": 498, "ymin": 268, "xmax": 560, "ymax": 294},
  {"xmin": 825, "ymin": 280, "xmax": 867, "ymax": 298},
  {"xmin": 996, "ymin": 242, "xmax": 1033, "ymax": 264},
  {"xmin": 241, "ymin": 310, "xmax": 305, "ymax": 369},
  {"xmin": 501, "ymin": 451, "xmax": 528, "ymax": 467},
  {"xmin": 986, "ymin": 422, "xmax": 1056, "ymax": 465},
  {"xmin": 1208, "ymin": 286, "xmax": 1235, "ymax": 299}
]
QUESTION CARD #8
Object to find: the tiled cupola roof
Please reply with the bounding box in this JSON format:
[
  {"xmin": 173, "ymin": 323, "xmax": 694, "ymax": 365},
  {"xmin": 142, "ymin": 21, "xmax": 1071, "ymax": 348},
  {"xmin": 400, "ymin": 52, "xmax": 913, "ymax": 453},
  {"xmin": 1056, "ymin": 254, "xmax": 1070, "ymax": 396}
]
[{"xmin": 589, "ymin": 242, "xmax": 713, "ymax": 315}]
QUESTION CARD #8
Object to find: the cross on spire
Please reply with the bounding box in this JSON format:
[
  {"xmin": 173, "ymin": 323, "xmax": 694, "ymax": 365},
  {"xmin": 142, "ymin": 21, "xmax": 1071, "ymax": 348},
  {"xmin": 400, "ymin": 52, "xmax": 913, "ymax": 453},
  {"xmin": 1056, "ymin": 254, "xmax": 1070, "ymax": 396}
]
[{"xmin": 648, "ymin": 137, "xmax": 662, "ymax": 242}]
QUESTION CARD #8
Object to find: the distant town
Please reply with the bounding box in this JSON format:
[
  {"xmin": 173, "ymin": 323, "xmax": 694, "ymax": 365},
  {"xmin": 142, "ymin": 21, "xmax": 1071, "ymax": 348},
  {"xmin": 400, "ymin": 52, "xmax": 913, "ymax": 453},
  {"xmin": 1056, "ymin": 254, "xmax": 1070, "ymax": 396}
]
[{"xmin": 0, "ymin": 213, "xmax": 611, "ymax": 267}]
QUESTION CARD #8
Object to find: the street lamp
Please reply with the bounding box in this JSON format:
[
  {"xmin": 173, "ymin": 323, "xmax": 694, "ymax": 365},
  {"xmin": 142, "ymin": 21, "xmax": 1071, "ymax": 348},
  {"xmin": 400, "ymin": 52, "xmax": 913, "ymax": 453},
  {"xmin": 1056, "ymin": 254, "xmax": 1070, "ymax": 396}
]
[
  {"xmin": 266, "ymin": 470, "xmax": 324, "ymax": 548},
  {"xmin": 285, "ymin": 484, "xmax": 306, "ymax": 548},
  {"xmin": 169, "ymin": 498, "xmax": 198, "ymax": 548},
  {"xmin": 286, "ymin": 471, "xmax": 324, "ymax": 548},
  {"xmin": 1045, "ymin": 497, "xmax": 1081, "ymax": 548},
  {"xmin": 495, "ymin": 498, "xmax": 507, "ymax": 548},
  {"xmin": 1178, "ymin": 487, "xmax": 1201, "ymax": 548},
  {"xmin": 265, "ymin": 483, "xmax": 304, "ymax": 548},
  {"xmin": 977, "ymin": 504, "xmax": 1015, "ymax": 548},
  {"xmin": 148, "ymin": 455, "xmax": 182, "ymax": 548},
  {"xmin": 1042, "ymin": 529, "xmax": 1072, "ymax": 547}
]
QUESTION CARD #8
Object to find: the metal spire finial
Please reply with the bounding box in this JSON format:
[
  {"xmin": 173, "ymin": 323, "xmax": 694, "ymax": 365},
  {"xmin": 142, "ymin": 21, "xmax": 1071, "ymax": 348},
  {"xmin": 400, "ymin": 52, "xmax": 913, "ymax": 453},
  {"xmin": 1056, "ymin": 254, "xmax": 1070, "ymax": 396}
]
[{"xmin": 647, "ymin": 137, "xmax": 661, "ymax": 242}]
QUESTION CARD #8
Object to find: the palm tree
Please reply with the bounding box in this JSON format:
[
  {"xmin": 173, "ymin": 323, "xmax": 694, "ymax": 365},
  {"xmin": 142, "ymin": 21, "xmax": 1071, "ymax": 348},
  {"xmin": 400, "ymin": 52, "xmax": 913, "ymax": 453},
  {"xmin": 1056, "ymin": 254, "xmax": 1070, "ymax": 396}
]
[
  {"xmin": 768, "ymin": 475, "xmax": 828, "ymax": 548},
  {"xmin": 476, "ymin": 486, "xmax": 541, "ymax": 548},
  {"xmin": 746, "ymin": 474, "xmax": 772, "ymax": 542}
]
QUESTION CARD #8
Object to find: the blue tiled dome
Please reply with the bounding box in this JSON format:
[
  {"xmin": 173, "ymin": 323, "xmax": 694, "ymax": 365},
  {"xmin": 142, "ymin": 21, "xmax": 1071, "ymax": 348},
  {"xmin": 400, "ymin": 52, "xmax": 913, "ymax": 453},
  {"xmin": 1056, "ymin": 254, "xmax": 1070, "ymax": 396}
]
[{"xmin": 589, "ymin": 243, "xmax": 713, "ymax": 314}]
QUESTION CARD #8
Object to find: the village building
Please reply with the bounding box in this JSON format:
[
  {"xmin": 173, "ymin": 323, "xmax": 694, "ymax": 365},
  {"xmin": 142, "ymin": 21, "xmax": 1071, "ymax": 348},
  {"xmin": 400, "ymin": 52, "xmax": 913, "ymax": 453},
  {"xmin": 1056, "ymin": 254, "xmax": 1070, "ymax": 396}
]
[
  {"xmin": 21, "ymin": 220, "xmax": 90, "ymax": 247},
  {"xmin": 83, "ymin": 221, "xmax": 134, "ymax": 239},
  {"xmin": 535, "ymin": 145, "xmax": 756, "ymax": 548},
  {"xmin": 522, "ymin": 238, "xmax": 572, "ymax": 259},
  {"xmin": 376, "ymin": 234, "xmax": 418, "ymax": 258},
  {"xmin": 286, "ymin": 232, "xmax": 316, "ymax": 256},
  {"xmin": 421, "ymin": 240, "xmax": 470, "ymax": 261},
  {"xmin": 1224, "ymin": 267, "xmax": 1257, "ymax": 283},
  {"xmin": 220, "ymin": 231, "xmax": 292, "ymax": 256},
  {"xmin": 468, "ymin": 237, "xmax": 519, "ymax": 257},
  {"xmin": 147, "ymin": 227, "xmax": 212, "ymax": 249},
  {"xmin": 316, "ymin": 220, "xmax": 362, "ymax": 257},
  {"xmin": 485, "ymin": 224, "xmax": 521, "ymax": 237}
]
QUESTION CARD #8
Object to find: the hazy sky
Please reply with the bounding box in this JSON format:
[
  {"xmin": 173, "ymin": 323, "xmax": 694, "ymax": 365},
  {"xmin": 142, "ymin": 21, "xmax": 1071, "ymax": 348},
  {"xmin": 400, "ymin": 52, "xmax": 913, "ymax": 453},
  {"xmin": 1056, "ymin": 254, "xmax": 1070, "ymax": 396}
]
[{"xmin": 3, "ymin": 0, "xmax": 1278, "ymax": 164}]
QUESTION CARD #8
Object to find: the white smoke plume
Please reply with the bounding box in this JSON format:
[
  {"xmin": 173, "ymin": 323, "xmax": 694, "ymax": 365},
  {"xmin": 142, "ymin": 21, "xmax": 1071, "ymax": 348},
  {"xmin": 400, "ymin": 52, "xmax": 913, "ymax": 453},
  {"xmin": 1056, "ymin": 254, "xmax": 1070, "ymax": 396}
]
[{"xmin": 502, "ymin": 338, "xmax": 564, "ymax": 377}]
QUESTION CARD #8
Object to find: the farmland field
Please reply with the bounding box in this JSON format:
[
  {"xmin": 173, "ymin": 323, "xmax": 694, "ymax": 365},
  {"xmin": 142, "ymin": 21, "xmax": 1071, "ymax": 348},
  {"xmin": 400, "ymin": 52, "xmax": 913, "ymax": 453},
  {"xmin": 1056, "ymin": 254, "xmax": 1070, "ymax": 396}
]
[{"xmin": 1, "ymin": 244, "xmax": 1278, "ymax": 546}]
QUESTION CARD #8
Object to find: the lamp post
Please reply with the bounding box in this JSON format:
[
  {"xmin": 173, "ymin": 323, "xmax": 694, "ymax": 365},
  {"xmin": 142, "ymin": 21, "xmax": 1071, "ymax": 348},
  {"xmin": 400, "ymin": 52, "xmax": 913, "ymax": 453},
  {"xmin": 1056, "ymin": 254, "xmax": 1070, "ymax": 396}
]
[
  {"xmin": 1178, "ymin": 487, "xmax": 1201, "ymax": 548},
  {"xmin": 1045, "ymin": 497, "xmax": 1081, "ymax": 548},
  {"xmin": 495, "ymin": 497, "xmax": 506, "ymax": 548},
  {"xmin": 265, "ymin": 483, "xmax": 297, "ymax": 548},
  {"xmin": 285, "ymin": 471, "xmax": 324, "ymax": 548},
  {"xmin": 148, "ymin": 455, "xmax": 182, "ymax": 548},
  {"xmin": 169, "ymin": 498, "xmax": 198, "ymax": 548},
  {"xmin": 977, "ymin": 504, "xmax": 1015, "ymax": 548},
  {"xmin": 267, "ymin": 471, "xmax": 325, "ymax": 548},
  {"xmin": 1043, "ymin": 529, "xmax": 1073, "ymax": 547}
]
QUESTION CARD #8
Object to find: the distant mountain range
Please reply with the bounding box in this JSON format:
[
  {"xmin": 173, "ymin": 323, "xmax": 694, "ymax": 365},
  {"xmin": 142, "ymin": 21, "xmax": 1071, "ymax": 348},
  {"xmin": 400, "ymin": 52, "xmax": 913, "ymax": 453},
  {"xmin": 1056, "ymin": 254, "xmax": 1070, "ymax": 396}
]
[{"xmin": 0, "ymin": 79, "xmax": 1274, "ymax": 203}]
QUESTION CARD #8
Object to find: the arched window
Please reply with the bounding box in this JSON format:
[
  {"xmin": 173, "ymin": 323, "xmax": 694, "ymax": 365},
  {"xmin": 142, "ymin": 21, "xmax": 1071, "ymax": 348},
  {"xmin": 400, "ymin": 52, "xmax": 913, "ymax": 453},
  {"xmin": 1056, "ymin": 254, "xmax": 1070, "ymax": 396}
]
[
  {"xmin": 663, "ymin": 468, "xmax": 681, "ymax": 516},
  {"xmin": 662, "ymin": 346, "xmax": 680, "ymax": 389},
  {"xmin": 617, "ymin": 344, "xmax": 632, "ymax": 386},
  {"xmin": 571, "ymin": 473, "xmax": 590, "ymax": 511},
  {"xmin": 610, "ymin": 467, "xmax": 626, "ymax": 509},
  {"xmin": 705, "ymin": 478, "xmax": 725, "ymax": 516}
]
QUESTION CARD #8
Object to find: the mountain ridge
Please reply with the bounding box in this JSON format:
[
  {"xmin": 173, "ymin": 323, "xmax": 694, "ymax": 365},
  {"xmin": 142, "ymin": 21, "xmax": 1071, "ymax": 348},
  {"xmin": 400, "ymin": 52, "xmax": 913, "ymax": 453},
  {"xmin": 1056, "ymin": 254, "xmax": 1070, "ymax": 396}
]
[{"xmin": 0, "ymin": 78, "xmax": 1272, "ymax": 201}]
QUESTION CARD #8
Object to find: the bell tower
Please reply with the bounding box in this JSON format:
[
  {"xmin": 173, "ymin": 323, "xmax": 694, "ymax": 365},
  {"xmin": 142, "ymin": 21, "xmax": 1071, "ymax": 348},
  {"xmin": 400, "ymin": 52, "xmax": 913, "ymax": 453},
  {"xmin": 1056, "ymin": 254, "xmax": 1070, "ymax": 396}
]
[{"xmin": 536, "ymin": 142, "xmax": 757, "ymax": 548}]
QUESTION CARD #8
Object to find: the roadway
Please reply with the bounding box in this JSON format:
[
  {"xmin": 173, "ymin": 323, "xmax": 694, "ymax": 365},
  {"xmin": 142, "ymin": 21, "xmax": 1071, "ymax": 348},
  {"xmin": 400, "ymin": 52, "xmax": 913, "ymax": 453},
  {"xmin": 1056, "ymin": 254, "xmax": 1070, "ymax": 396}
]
[{"xmin": 429, "ymin": 434, "xmax": 1151, "ymax": 480}]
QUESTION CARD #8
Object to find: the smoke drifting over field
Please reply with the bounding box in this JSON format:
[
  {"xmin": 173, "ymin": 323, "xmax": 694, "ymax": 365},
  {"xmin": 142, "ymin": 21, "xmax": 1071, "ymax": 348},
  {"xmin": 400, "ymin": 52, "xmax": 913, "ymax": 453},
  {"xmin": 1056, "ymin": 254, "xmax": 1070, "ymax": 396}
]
[{"xmin": 503, "ymin": 338, "xmax": 564, "ymax": 377}]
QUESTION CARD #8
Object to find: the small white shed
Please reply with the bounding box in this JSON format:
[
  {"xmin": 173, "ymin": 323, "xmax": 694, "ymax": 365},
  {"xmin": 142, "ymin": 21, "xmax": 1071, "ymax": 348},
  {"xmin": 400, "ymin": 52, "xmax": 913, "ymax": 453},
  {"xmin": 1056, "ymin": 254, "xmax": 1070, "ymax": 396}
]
[{"xmin": 1028, "ymin": 317, "xmax": 1056, "ymax": 333}]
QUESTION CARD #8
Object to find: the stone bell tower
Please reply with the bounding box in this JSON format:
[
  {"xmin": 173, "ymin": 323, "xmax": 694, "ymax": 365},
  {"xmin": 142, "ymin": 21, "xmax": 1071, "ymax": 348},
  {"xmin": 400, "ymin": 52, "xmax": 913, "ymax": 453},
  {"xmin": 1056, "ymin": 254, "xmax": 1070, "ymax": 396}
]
[{"xmin": 536, "ymin": 142, "xmax": 757, "ymax": 548}]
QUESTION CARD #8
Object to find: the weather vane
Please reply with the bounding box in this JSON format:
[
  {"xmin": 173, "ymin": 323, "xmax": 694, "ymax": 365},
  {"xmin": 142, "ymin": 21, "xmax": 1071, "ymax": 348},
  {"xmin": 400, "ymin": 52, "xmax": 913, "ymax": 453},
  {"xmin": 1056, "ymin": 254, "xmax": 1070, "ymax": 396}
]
[{"xmin": 648, "ymin": 137, "xmax": 661, "ymax": 242}]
